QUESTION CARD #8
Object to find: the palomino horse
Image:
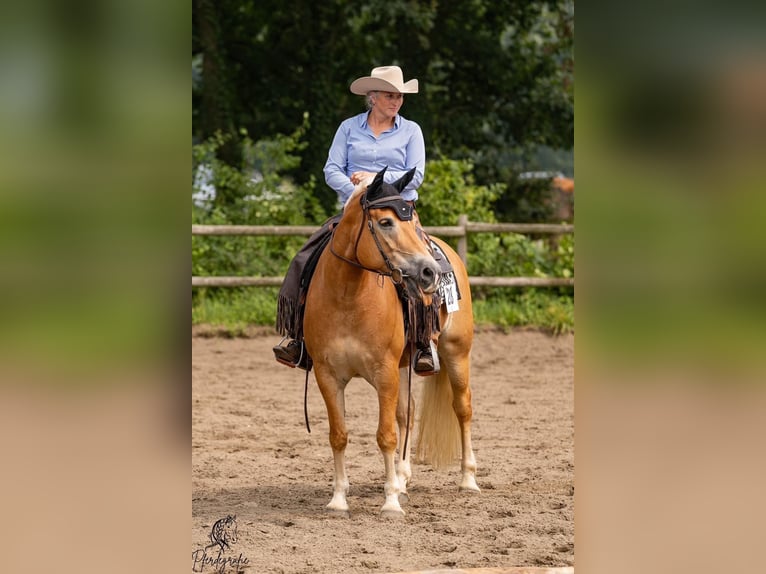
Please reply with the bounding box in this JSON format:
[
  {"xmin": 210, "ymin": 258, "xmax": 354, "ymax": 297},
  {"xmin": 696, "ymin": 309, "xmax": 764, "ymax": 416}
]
[{"xmin": 302, "ymin": 167, "xmax": 479, "ymax": 518}]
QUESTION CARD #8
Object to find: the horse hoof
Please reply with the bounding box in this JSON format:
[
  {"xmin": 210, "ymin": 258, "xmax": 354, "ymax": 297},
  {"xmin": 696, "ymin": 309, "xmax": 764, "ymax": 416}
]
[
  {"xmin": 458, "ymin": 473, "xmax": 481, "ymax": 493},
  {"xmin": 398, "ymin": 492, "xmax": 410, "ymax": 504},
  {"xmin": 458, "ymin": 484, "xmax": 481, "ymax": 494},
  {"xmin": 325, "ymin": 507, "xmax": 350, "ymax": 518},
  {"xmin": 380, "ymin": 507, "xmax": 405, "ymax": 519},
  {"xmin": 459, "ymin": 485, "xmax": 481, "ymax": 494}
]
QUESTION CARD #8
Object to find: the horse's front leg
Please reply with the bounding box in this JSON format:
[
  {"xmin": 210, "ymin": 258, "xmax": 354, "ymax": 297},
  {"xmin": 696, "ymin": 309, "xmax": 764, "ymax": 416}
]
[
  {"xmin": 315, "ymin": 369, "xmax": 350, "ymax": 515},
  {"xmin": 377, "ymin": 368, "xmax": 405, "ymax": 518},
  {"xmin": 395, "ymin": 368, "xmax": 414, "ymax": 501}
]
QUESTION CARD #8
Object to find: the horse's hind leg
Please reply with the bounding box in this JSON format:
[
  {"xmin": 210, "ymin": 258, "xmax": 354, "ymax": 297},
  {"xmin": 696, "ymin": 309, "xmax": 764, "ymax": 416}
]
[
  {"xmin": 315, "ymin": 371, "xmax": 350, "ymax": 515},
  {"xmin": 395, "ymin": 368, "xmax": 414, "ymax": 501},
  {"xmin": 445, "ymin": 354, "xmax": 480, "ymax": 492}
]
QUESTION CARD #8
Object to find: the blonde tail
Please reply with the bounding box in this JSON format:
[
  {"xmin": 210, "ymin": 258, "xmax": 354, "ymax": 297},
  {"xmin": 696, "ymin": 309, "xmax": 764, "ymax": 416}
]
[{"xmin": 416, "ymin": 369, "xmax": 461, "ymax": 469}]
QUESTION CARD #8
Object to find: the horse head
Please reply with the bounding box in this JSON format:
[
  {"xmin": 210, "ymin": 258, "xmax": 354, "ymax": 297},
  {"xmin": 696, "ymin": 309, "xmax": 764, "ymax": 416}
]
[{"xmin": 338, "ymin": 167, "xmax": 440, "ymax": 299}]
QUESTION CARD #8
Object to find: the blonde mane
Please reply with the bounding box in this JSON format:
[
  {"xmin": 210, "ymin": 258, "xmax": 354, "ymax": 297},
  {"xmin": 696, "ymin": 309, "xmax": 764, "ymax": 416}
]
[{"xmin": 343, "ymin": 174, "xmax": 377, "ymax": 210}]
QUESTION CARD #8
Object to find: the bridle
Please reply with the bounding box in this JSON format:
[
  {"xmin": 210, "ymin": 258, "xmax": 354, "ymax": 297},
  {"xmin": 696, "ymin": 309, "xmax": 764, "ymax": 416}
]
[{"xmin": 329, "ymin": 192, "xmax": 415, "ymax": 285}]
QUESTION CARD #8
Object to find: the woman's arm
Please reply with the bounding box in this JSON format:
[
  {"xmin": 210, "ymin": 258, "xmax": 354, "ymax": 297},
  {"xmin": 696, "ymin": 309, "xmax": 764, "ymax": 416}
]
[{"xmin": 323, "ymin": 124, "xmax": 356, "ymax": 205}]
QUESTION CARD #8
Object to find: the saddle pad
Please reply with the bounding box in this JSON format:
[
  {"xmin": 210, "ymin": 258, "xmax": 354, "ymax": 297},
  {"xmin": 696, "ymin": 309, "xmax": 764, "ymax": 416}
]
[{"xmin": 299, "ymin": 220, "xmax": 338, "ymax": 292}]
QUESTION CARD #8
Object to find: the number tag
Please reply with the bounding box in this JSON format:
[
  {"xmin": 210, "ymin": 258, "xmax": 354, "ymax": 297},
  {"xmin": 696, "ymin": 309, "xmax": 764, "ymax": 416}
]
[{"xmin": 440, "ymin": 272, "xmax": 460, "ymax": 313}]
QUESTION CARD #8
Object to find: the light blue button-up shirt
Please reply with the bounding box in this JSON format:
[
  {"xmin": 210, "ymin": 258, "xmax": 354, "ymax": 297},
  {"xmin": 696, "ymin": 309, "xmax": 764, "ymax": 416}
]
[{"xmin": 323, "ymin": 112, "xmax": 426, "ymax": 205}]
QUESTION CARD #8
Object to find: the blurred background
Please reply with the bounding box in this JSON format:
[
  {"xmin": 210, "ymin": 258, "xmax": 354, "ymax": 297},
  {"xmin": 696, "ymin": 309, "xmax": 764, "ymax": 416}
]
[
  {"xmin": 577, "ymin": 2, "xmax": 766, "ymax": 574},
  {"xmin": 0, "ymin": 0, "xmax": 189, "ymax": 572}
]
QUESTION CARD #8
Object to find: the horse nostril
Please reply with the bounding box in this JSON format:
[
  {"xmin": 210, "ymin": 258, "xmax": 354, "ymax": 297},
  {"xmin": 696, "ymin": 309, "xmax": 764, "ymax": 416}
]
[{"xmin": 419, "ymin": 265, "xmax": 440, "ymax": 290}]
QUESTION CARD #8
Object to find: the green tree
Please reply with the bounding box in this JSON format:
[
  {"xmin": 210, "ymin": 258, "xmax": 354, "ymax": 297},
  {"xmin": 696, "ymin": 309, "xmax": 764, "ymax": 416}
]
[{"xmin": 192, "ymin": 0, "xmax": 574, "ymax": 210}]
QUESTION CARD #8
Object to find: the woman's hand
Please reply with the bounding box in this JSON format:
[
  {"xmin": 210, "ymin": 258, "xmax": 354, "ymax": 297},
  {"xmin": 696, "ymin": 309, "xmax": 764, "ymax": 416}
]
[{"xmin": 350, "ymin": 171, "xmax": 376, "ymax": 185}]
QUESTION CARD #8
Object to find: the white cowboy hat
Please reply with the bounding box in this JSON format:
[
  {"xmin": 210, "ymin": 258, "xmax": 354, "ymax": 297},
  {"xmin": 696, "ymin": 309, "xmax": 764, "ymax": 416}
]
[{"xmin": 349, "ymin": 66, "xmax": 419, "ymax": 95}]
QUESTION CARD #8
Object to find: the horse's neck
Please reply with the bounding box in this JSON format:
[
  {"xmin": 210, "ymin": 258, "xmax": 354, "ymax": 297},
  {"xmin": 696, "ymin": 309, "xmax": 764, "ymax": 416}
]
[
  {"xmin": 330, "ymin": 216, "xmax": 363, "ymax": 262},
  {"xmin": 318, "ymin": 232, "xmax": 388, "ymax": 301},
  {"xmin": 317, "ymin": 249, "xmax": 377, "ymax": 297}
]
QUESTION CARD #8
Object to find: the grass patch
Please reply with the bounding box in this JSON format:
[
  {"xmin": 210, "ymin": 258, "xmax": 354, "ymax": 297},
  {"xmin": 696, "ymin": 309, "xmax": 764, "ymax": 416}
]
[
  {"xmin": 473, "ymin": 289, "xmax": 574, "ymax": 335},
  {"xmin": 192, "ymin": 287, "xmax": 279, "ymax": 335}
]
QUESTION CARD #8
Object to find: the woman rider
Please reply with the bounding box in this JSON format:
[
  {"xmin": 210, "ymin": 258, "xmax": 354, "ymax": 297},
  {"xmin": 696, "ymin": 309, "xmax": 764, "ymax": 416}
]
[{"xmin": 273, "ymin": 66, "xmax": 437, "ymax": 374}]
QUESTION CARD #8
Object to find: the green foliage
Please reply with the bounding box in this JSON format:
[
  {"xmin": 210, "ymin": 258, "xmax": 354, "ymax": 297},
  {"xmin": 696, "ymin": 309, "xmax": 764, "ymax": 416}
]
[
  {"xmin": 417, "ymin": 158, "xmax": 573, "ymax": 286},
  {"xmin": 495, "ymin": 176, "xmax": 561, "ymax": 223},
  {"xmin": 418, "ymin": 158, "xmax": 500, "ymax": 274},
  {"xmin": 191, "ymin": 287, "xmax": 574, "ymax": 336},
  {"xmin": 555, "ymin": 233, "xmax": 575, "ymax": 279},
  {"xmin": 192, "ymin": 120, "xmax": 330, "ymax": 310},
  {"xmin": 417, "ymin": 158, "xmax": 501, "ymax": 227},
  {"xmin": 193, "ymin": 114, "xmax": 324, "ymax": 220},
  {"xmin": 192, "ymin": 0, "xmax": 574, "ymax": 192},
  {"xmin": 415, "ymin": 158, "xmax": 573, "ymax": 331}
]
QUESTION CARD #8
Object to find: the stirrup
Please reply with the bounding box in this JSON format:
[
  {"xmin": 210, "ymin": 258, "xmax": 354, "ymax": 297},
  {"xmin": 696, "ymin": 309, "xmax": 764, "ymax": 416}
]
[
  {"xmin": 274, "ymin": 337, "xmax": 300, "ymax": 366},
  {"xmin": 414, "ymin": 340, "xmax": 440, "ymax": 376},
  {"xmin": 273, "ymin": 338, "xmax": 311, "ymax": 371}
]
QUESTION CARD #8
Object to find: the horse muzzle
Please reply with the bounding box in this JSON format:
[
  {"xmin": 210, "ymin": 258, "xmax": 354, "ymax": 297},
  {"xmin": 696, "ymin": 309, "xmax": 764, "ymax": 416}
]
[{"xmin": 414, "ymin": 259, "xmax": 441, "ymax": 294}]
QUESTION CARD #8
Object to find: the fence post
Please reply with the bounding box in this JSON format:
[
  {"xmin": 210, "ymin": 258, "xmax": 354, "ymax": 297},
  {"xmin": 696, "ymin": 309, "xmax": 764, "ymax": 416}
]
[{"xmin": 457, "ymin": 214, "xmax": 468, "ymax": 265}]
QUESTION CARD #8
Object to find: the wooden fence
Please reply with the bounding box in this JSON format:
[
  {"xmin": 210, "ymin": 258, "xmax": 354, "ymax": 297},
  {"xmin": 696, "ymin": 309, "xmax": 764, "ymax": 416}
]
[{"xmin": 192, "ymin": 215, "xmax": 574, "ymax": 288}]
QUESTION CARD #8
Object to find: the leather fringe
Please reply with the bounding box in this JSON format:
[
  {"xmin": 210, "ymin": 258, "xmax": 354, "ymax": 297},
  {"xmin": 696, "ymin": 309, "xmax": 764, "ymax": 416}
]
[
  {"xmin": 275, "ymin": 294, "xmax": 298, "ymax": 339},
  {"xmin": 407, "ymin": 291, "xmax": 442, "ymax": 347}
]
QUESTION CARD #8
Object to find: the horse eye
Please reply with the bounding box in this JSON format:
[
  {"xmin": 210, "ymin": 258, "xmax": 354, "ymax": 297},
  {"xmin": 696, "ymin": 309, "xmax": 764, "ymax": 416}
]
[{"xmin": 378, "ymin": 218, "xmax": 394, "ymax": 229}]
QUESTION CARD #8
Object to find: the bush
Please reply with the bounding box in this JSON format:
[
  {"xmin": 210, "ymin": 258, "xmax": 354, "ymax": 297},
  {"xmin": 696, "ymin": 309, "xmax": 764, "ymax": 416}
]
[
  {"xmin": 417, "ymin": 158, "xmax": 573, "ymax": 282},
  {"xmin": 416, "ymin": 159, "xmax": 502, "ymax": 227},
  {"xmin": 418, "ymin": 158, "xmax": 574, "ymax": 332},
  {"xmin": 495, "ymin": 176, "xmax": 562, "ymax": 223},
  {"xmin": 192, "ymin": 118, "xmax": 330, "ymax": 320}
]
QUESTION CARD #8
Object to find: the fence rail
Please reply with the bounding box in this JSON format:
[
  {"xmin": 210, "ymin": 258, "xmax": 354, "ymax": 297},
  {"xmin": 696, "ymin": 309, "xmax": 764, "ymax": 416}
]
[{"xmin": 192, "ymin": 215, "xmax": 574, "ymax": 288}]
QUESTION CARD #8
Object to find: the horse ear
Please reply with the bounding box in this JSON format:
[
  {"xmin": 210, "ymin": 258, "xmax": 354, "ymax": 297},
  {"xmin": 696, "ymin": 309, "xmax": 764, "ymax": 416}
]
[
  {"xmin": 365, "ymin": 167, "xmax": 388, "ymax": 201},
  {"xmin": 392, "ymin": 167, "xmax": 417, "ymax": 194}
]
